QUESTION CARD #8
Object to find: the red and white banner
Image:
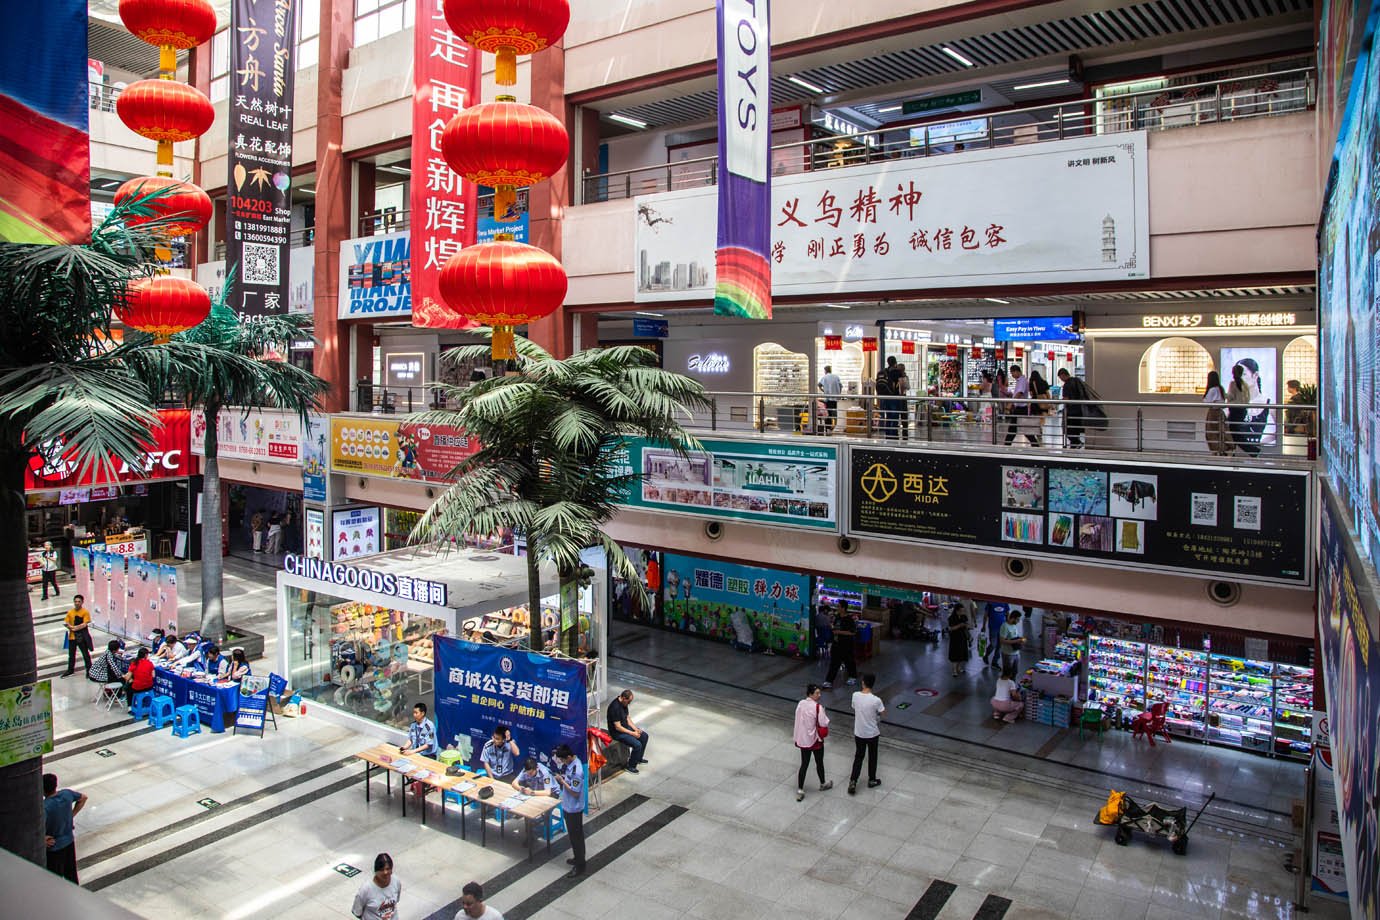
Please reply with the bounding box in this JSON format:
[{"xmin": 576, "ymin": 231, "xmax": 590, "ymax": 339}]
[
  {"xmin": 409, "ymin": 2, "xmax": 481, "ymax": 328},
  {"xmin": 25, "ymin": 408, "xmax": 198, "ymax": 490}
]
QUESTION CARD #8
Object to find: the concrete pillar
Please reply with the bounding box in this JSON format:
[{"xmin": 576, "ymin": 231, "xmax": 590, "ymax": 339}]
[{"xmin": 312, "ymin": 0, "xmax": 354, "ymax": 411}]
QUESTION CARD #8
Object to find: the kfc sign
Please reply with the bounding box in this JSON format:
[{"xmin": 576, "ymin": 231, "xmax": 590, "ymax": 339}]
[{"xmin": 25, "ymin": 409, "xmax": 198, "ymax": 490}]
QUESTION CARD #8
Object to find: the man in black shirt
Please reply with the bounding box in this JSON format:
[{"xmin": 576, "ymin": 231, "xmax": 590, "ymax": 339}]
[
  {"xmin": 824, "ymin": 602, "xmax": 860, "ymax": 688},
  {"xmin": 607, "ymin": 689, "xmax": 649, "ymax": 774}
]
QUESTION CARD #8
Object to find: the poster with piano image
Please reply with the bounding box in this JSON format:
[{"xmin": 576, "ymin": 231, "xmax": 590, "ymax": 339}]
[{"xmin": 847, "ymin": 445, "xmax": 1310, "ymax": 585}]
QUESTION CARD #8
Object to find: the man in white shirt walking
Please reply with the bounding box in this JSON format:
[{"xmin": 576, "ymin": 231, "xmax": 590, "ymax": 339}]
[
  {"xmin": 1003, "ymin": 365, "xmax": 1040, "ymax": 447},
  {"xmin": 455, "ymin": 881, "xmax": 504, "ymax": 920},
  {"xmin": 818, "ymin": 365, "xmax": 843, "ymax": 434},
  {"xmin": 848, "ymin": 672, "xmax": 886, "ymax": 794}
]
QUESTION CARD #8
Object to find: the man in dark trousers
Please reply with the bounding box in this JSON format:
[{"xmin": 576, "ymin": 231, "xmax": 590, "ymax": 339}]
[
  {"xmin": 553, "ymin": 744, "xmax": 586, "ymax": 877},
  {"xmin": 823, "ymin": 602, "xmax": 860, "ymax": 688},
  {"xmin": 1057, "ymin": 368, "xmax": 1091, "ymax": 448},
  {"xmin": 607, "ymin": 689, "xmax": 650, "ymax": 774},
  {"xmin": 44, "ymin": 772, "xmax": 88, "ymax": 883}
]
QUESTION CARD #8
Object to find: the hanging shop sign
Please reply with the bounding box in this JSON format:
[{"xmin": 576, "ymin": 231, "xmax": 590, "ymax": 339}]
[
  {"xmin": 191, "ymin": 408, "xmax": 302, "ymax": 463},
  {"xmin": 476, "ymin": 188, "xmax": 529, "ymax": 243},
  {"xmin": 823, "ymin": 335, "xmax": 842, "ymax": 351},
  {"xmin": 283, "ymin": 553, "xmax": 448, "ymax": 606},
  {"xmin": 661, "ymin": 553, "xmax": 811, "ymax": 655},
  {"xmin": 902, "ymin": 90, "xmax": 982, "ymax": 115},
  {"xmin": 329, "ymin": 416, "xmax": 480, "ymax": 483},
  {"xmin": 25, "ymin": 409, "xmax": 197, "ymax": 490},
  {"xmin": 331, "ymin": 506, "xmax": 381, "ymax": 561},
  {"xmin": 0, "ymin": 680, "xmax": 54, "ymax": 769},
  {"xmin": 993, "ymin": 316, "xmax": 1079, "ymax": 342},
  {"xmin": 1317, "ymin": 491, "xmax": 1380, "ymax": 918},
  {"xmin": 632, "ymin": 317, "xmax": 669, "ymax": 338},
  {"xmin": 846, "ymin": 445, "xmax": 1310, "ymax": 585},
  {"xmin": 861, "ymin": 337, "xmax": 878, "ymax": 353},
  {"xmin": 409, "ymin": 1, "xmax": 480, "ymax": 328},
  {"xmin": 434, "ymin": 637, "xmax": 587, "ymax": 773},
  {"xmin": 615, "ymin": 436, "xmax": 840, "ymax": 532},
  {"xmin": 634, "ymin": 132, "xmax": 1149, "ymax": 303},
  {"xmin": 338, "ymin": 231, "xmax": 411, "ymax": 318},
  {"xmin": 225, "ymin": 0, "xmax": 296, "ymax": 317}
]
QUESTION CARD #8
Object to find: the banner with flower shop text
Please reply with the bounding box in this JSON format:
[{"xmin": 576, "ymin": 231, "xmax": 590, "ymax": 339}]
[
  {"xmin": 713, "ymin": 0, "xmax": 772, "ymax": 318},
  {"xmin": 409, "ymin": 1, "xmax": 481, "ymax": 328},
  {"xmin": 225, "ymin": 0, "xmax": 296, "ymax": 317}
]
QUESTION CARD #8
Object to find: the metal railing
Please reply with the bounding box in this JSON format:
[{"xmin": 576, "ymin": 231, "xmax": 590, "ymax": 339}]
[
  {"xmin": 688, "ymin": 391, "xmax": 1318, "ymax": 461},
  {"xmin": 353, "ymin": 383, "xmax": 455, "ymax": 414},
  {"xmin": 358, "ymin": 209, "xmax": 410, "ymax": 236},
  {"xmin": 89, "ymin": 81, "xmax": 124, "ymax": 113},
  {"xmin": 579, "ymin": 66, "xmax": 1314, "ymax": 204}
]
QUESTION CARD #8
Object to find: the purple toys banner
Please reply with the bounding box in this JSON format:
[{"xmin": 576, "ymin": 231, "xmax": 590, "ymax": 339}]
[{"xmin": 714, "ymin": 0, "xmax": 772, "ymax": 319}]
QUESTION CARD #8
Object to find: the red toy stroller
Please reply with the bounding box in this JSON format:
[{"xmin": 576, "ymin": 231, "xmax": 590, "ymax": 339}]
[{"xmin": 1131, "ymin": 702, "xmax": 1173, "ymax": 746}]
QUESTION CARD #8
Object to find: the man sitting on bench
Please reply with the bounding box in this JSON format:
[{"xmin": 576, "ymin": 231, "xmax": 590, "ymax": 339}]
[{"xmin": 607, "ymin": 689, "xmax": 650, "ymax": 775}]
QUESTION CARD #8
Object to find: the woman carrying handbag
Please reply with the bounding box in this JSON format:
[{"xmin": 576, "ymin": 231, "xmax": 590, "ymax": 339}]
[
  {"xmin": 793, "ymin": 683, "xmax": 833, "ymax": 801},
  {"xmin": 1203, "ymin": 370, "xmax": 1228, "ymax": 455}
]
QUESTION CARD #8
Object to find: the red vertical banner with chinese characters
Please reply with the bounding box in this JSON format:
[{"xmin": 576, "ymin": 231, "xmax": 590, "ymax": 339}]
[{"xmin": 409, "ymin": 1, "xmax": 481, "ymax": 328}]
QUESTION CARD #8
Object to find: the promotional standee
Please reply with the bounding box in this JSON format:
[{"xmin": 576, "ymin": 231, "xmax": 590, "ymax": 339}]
[{"xmin": 433, "ymin": 637, "xmax": 588, "ymax": 782}]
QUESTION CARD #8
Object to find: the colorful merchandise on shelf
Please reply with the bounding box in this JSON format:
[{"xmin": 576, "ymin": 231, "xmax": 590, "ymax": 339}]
[
  {"xmin": 1147, "ymin": 644, "xmax": 1209, "ymax": 738},
  {"xmin": 1271, "ymin": 663, "xmax": 1314, "ymax": 760},
  {"xmin": 1208, "ymin": 653, "xmax": 1274, "ymax": 751},
  {"xmin": 1087, "ymin": 635, "xmax": 1147, "ymax": 715}
]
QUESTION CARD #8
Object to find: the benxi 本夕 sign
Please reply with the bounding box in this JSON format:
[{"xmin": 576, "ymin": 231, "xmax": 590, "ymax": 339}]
[{"xmin": 635, "ymin": 133, "xmax": 1149, "ymax": 302}]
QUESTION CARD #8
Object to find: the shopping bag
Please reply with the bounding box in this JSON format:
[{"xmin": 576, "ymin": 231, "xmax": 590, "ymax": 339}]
[{"xmin": 976, "ymin": 632, "xmax": 989, "ymax": 658}]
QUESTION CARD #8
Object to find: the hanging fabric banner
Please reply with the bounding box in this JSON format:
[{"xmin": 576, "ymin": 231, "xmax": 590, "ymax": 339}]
[
  {"xmin": 408, "ymin": 1, "xmax": 481, "ymax": 328},
  {"xmin": 225, "ymin": 0, "xmax": 297, "ymax": 317},
  {"xmin": 158, "ymin": 563, "xmax": 181, "ymax": 635},
  {"xmin": 713, "ymin": 0, "xmax": 772, "ymax": 319}
]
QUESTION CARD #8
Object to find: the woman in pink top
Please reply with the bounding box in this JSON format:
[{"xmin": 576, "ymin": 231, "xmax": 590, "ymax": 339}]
[{"xmin": 793, "ymin": 683, "xmax": 833, "ymax": 802}]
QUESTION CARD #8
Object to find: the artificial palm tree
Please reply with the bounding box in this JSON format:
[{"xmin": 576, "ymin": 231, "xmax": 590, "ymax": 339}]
[
  {"xmin": 0, "ymin": 198, "xmax": 292, "ymax": 863},
  {"xmin": 133, "ymin": 273, "xmax": 328, "ymax": 642},
  {"xmin": 413, "ymin": 338, "xmax": 710, "ymax": 654}
]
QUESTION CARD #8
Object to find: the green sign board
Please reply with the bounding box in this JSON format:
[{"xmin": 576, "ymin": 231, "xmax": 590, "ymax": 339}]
[
  {"xmin": 902, "ymin": 91, "xmax": 982, "ymax": 115},
  {"xmin": 0, "ymin": 680, "xmax": 54, "ymax": 769},
  {"xmin": 615, "ymin": 436, "xmax": 840, "ymax": 532}
]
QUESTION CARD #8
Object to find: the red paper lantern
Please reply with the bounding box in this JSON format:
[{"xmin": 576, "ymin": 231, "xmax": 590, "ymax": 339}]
[
  {"xmin": 823, "ymin": 335, "xmax": 841, "ymax": 351},
  {"xmin": 114, "ymin": 176, "xmax": 212, "ymax": 237},
  {"xmin": 118, "ymin": 276, "xmax": 211, "ymax": 342},
  {"xmin": 901, "ymin": 340, "xmax": 916, "ymax": 355},
  {"xmin": 443, "ymin": 0, "xmax": 571, "ymax": 85},
  {"xmin": 861, "ymin": 337, "xmax": 878, "ymax": 353},
  {"xmin": 438, "ymin": 240, "xmax": 568, "ymax": 359},
  {"xmin": 120, "ymin": 0, "xmax": 217, "ymax": 70},
  {"xmin": 442, "ymin": 101, "xmax": 568, "ymax": 221},
  {"xmin": 117, "ymin": 79, "xmax": 215, "ymax": 142}
]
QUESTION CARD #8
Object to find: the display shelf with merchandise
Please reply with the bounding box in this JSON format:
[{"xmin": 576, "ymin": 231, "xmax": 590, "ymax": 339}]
[
  {"xmin": 1147, "ymin": 644, "xmax": 1208, "ymax": 738},
  {"xmin": 1087, "ymin": 635, "xmax": 1147, "ymax": 715},
  {"xmin": 463, "ymin": 602, "xmax": 559, "ymax": 647},
  {"xmin": 1207, "ymin": 653, "xmax": 1273, "ymax": 751},
  {"xmin": 1271, "ymin": 663, "xmax": 1314, "ymax": 760}
]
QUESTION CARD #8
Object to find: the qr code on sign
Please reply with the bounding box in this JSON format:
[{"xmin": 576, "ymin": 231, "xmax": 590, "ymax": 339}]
[{"xmin": 242, "ymin": 243, "xmax": 280, "ymax": 286}]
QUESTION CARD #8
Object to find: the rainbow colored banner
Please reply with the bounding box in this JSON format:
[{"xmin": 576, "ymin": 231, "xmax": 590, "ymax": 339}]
[
  {"xmin": 714, "ymin": 0, "xmax": 772, "ymax": 319},
  {"xmin": 0, "ymin": 1, "xmax": 90, "ymax": 244}
]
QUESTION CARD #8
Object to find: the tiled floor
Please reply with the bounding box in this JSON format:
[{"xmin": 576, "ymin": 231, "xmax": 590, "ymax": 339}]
[{"xmin": 27, "ymin": 566, "xmax": 1348, "ymax": 919}]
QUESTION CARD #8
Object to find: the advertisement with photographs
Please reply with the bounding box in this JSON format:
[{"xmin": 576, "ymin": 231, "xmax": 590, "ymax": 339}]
[
  {"xmin": 1318, "ymin": 487, "xmax": 1380, "ymax": 918},
  {"xmin": 191, "ymin": 407, "xmax": 302, "ymax": 463},
  {"xmin": 337, "ymin": 231, "xmax": 411, "ymax": 319},
  {"xmin": 329, "ymin": 416, "xmax": 480, "ymax": 483},
  {"xmin": 409, "ymin": 1, "xmax": 480, "ymax": 329},
  {"xmin": 225, "ymin": 0, "xmax": 296, "ymax": 317},
  {"xmin": 615, "ymin": 436, "xmax": 839, "ymax": 532},
  {"xmin": 1319, "ymin": 1, "xmax": 1380, "ymax": 569},
  {"xmin": 847, "ymin": 446, "xmax": 1309, "ymax": 585},
  {"xmin": 661, "ymin": 553, "xmax": 812, "ymax": 655}
]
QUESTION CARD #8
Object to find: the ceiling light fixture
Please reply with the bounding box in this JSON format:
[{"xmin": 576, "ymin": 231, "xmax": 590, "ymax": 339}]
[
  {"xmin": 985, "ymin": 297, "xmax": 1010, "ymax": 304},
  {"xmin": 877, "ymin": 105, "xmax": 902, "ymax": 113},
  {"xmin": 634, "ymin": 311, "xmax": 665, "ymax": 317},
  {"xmin": 940, "ymin": 46, "xmax": 976, "ymax": 68},
  {"xmin": 608, "ymin": 113, "xmax": 649, "ymax": 129},
  {"xmin": 1012, "ymin": 78, "xmax": 1071, "ymax": 91},
  {"xmin": 788, "ymin": 75, "xmax": 826, "ymax": 94}
]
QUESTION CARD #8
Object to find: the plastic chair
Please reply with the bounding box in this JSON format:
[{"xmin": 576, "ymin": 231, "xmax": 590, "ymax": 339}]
[
  {"xmin": 96, "ymin": 683, "xmax": 124, "ymax": 712},
  {"xmin": 1131, "ymin": 702, "xmax": 1172, "ymax": 746},
  {"xmin": 172, "ymin": 705, "xmax": 202, "ymax": 738},
  {"xmin": 130, "ymin": 691, "xmax": 154, "ymax": 720},
  {"xmin": 1079, "ymin": 706, "xmax": 1105, "ymax": 741},
  {"xmin": 148, "ymin": 695, "xmax": 176, "ymax": 728}
]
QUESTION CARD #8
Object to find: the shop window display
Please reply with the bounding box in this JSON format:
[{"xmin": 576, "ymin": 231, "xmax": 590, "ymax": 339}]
[
  {"xmin": 753, "ymin": 342, "xmax": 809, "ymax": 431},
  {"xmin": 1281, "ymin": 334, "xmax": 1319, "ymax": 387},
  {"xmin": 1138, "ymin": 336, "xmax": 1214, "ymax": 394}
]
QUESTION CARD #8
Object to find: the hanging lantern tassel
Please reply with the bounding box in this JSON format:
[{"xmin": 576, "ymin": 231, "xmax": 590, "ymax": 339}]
[
  {"xmin": 491, "ymin": 325, "xmax": 517, "ymax": 360},
  {"xmin": 495, "ymin": 46, "xmax": 518, "ymax": 86}
]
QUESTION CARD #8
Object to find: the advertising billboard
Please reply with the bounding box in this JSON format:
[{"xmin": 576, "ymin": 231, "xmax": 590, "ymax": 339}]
[
  {"xmin": 846, "ymin": 445, "xmax": 1310, "ymax": 585},
  {"xmin": 330, "ymin": 417, "xmax": 480, "ymax": 483},
  {"xmin": 331, "ymin": 506, "xmax": 381, "ymax": 561},
  {"xmin": 616, "ymin": 436, "xmax": 839, "ymax": 532},
  {"xmin": 191, "ymin": 408, "xmax": 302, "ymax": 463}
]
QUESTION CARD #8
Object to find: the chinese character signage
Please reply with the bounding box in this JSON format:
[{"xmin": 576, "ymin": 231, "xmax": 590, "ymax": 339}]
[
  {"xmin": 409, "ymin": 1, "xmax": 481, "ymax": 329},
  {"xmin": 226, "ymin": 0, "xmax": 297, "ymax": 317},
  {"xmin": 0, "ymin": 680, "xmax": 54, "ymax": 769},
  {"xmin": 434, "ymin": 637, "xmax": 587, "ymax": 776},
  {"xmin": 1317, "ymin": 488, "xmax": 1380, "ymax": 918},
  {"xmin": 191, "ymin": 408, "xmax": 302, "ymax": 463},
  {"xmin": 330, "ymin": 417, "xmax": 481, "ymax": 483},
  {"xmin": 993, "ymin": 317, "xmax": 1078, "ymax": 342},
  {"xmin": 847, "ymin": 445, "xmax": 1310, "ymax": 585},
  {"xmin": 635, "ymin": 133, "xmax": 1149, "ymax": 302},
  {"xmin": 283, "ymin": 553, "xmax": 448, "ymax": 606},
  {"xmin": 616, "ymin": 436, "xmax": 839, "ymax": 532},
  {"xmin": 0, "ymin": 2, "xmax": 89, "ymax": 244},
  {"xmin": 331, "ymin": 505, "xmax": 381, "ymax": 561},
  {"xmin": 661, "ymin": 553, "xmax": 811, "ymax": 655},
  {"xmin": 338, "ymin": 231, "xmax": 411, "ymax": 318},
  {"xmin": 713, "ymin": 0, "xmax": 772, "ymax": 319}
]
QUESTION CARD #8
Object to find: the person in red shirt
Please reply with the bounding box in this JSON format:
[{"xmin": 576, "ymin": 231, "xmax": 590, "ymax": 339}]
[{"xmin": 122, "ymin": 647, "xmax": 155, "ymax": 705}]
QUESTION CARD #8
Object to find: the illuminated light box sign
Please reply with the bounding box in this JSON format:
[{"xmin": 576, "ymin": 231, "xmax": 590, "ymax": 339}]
[
  {"xmin": 283, "ymin": 553, "xmax": 448, "ymax": 606},
  {"xmin": 846, "ymin": 445, "xmax": 1310, "ymax": 586},
  {"xmin": 687, "ymin": 352, "xmax": 731, "ymax": 374},
  {"xmin": 993, "ymin": 317, "xmax": 1078, "ymax": 342},
  {"xmin": 331, "ymin": 506, "xmax": 381, "ymax": 561}
]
